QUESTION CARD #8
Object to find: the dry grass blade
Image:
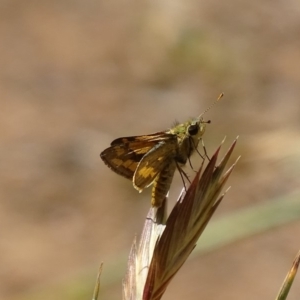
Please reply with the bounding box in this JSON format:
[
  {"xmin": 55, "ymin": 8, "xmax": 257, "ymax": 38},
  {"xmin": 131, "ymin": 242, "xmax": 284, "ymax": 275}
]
[
  {"xmin": 123, "ymin": 202, "xmax": 166, "ymax": 300},
  {"xmin": 139, "ymin": 138, "xmax": 238, "ymax": 300},
  {"xmin": 92, "ymin": 263, "xmax": 103, "ymax": 300},
  {"xmin": 275, "ymin": 250, "xmax": 300, "ymax": 300}
]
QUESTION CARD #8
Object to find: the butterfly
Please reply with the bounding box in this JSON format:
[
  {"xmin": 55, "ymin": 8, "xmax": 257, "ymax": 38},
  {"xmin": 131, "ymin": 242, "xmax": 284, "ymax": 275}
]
[{"xmin": 100, "ymin": 94, "xmax": 223, "ymax": 207}]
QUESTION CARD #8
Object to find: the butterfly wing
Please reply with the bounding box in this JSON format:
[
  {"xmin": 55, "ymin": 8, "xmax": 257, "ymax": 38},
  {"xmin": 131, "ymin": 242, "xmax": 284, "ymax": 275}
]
[
  {"xmin": 100, "ymin": 132, "xmax": 175, "ymax": 180},
  {"xmin": 133, "ymin": 136, "xmax": 178, "ymax": 191}
]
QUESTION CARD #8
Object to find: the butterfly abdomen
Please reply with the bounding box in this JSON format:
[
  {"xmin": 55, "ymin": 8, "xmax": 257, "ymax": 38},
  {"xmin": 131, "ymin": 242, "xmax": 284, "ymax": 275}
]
[{"xmin": 151, "ymin": 160, "xmax": 177, "ymax": 207}]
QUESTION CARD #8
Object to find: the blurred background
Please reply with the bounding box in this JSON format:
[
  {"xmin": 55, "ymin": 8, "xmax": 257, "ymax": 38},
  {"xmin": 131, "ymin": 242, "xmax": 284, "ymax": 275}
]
[{"xmin": 1, "ymin": 0, "xmax": 300, "ymax": 299}]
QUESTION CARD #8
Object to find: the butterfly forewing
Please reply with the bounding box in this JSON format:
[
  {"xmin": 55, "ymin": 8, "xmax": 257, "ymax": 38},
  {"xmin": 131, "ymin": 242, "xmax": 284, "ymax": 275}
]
[
  {"xmin": 101, "ymin": 146, "xmax": 147, "ymax": 179},
  {"xmin": 110, "ymin": 132, "xmax": 172, "ymax": 146},
  {"xmin": 100, "ymin": 132, "xmax": 177, "ymax": 182}
]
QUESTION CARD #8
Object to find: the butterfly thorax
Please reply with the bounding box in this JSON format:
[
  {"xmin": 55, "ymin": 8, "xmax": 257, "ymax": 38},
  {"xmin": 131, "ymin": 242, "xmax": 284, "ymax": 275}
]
[{"xmin": 168, "ymin": 118, "xmax": 206, "ymax": 164}]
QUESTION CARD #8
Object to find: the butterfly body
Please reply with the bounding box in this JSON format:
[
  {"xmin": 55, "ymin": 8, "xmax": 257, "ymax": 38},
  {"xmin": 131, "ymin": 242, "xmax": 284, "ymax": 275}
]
[{"xmin": 100, "ymin": 117, "xmax": 208, "ymax": 207}]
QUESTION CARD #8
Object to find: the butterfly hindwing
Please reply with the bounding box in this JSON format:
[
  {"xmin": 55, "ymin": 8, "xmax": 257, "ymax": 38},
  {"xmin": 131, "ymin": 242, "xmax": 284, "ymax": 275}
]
[{"xmin": 133, "ymin": 137, "xmax": 178, "ymax": 191}]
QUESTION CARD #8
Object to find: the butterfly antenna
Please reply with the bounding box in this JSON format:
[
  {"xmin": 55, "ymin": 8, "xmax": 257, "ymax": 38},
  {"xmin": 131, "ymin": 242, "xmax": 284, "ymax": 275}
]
[{"xmin": 198, "ymin": 92, "xmax": 224, "ymax": 119}]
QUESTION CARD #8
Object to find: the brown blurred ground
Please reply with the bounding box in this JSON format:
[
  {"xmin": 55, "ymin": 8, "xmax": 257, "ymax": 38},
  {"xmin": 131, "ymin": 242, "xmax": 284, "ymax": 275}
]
[{"xmin": 0, "ymin": 0, "xmax": 300, "ymax": 299}]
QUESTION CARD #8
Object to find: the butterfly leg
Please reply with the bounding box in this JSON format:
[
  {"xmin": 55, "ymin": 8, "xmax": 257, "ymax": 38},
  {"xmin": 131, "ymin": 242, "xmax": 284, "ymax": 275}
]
[
  {"xmin": 175, "ymin": 161, "xmax": 191, "ymax": 191},
  {"xmin": 200, "ymin": 138, "xmax": 211, "ymax": 161}
]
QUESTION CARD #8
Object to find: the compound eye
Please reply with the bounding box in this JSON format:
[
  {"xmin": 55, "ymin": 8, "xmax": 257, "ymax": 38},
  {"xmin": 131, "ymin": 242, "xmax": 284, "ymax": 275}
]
[{"xmin": 188, "ymin": 123, "xmax": 199, "ymax": 136}]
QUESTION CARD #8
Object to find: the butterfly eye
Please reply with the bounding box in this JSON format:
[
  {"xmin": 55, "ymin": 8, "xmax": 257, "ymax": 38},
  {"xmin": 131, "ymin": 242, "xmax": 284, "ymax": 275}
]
[{"xmin": 188, "ymin": 123, "xmax": 199, "ymax": 136}]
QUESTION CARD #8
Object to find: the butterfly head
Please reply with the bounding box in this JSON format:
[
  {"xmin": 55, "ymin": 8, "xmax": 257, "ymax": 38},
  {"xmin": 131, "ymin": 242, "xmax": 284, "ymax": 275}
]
[{"xmin": 186, "ymin": 117, "xmax": 210, "ymax": 139}]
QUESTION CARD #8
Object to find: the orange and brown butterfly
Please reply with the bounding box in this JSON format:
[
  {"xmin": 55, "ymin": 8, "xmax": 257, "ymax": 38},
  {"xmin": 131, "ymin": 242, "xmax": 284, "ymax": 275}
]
[{"xmin": 100, "ymin": 94, "xmax": 223, "ymax": 207}]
